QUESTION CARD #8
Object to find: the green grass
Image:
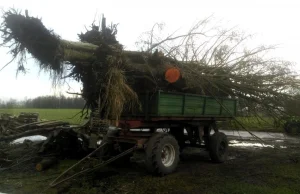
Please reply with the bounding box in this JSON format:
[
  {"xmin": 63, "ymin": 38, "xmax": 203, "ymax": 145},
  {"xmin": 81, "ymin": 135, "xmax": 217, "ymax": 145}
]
[
  {"xmin": 0, "ymin": 108, "xmax": 84, "ymax": 124},
  {"xmin": 0, "ymin": 109, "xmax": 286, "ymax": 132},
  {"xmin": 98, "ymin": 148, "xmax": 300, "ymax": 194},
  {"xmin": 227, "ymin": 116, "xmax": 284, "ymax": 133},
  {"xmin": 2, "ymin": 155, "xmax": 299, "ymax": 194},
  {"xmin": 0, "ymin": 159, "xmax": 79, "ymax": 194}
]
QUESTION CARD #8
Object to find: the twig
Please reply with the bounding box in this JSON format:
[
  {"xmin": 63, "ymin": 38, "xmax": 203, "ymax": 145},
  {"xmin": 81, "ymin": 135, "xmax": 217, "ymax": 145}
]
[
  {"xmin": 66, "ymin": 92, "xmax": 83, "ymax": 96},
  {"xmin": 0, "ymin": 56, "xmax": 16, "ymax": 71},
  {"xmin": 48, "ymin": 143, "xmax": 108, "ymax": 188},
  {"xmin": 47, "ymin": 146, "xmax": 135, "ymax": 189}
]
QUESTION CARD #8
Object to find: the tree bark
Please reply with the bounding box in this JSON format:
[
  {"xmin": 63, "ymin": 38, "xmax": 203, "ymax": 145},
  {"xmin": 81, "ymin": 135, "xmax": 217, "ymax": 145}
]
[{"xmin": 36, "ymin": 157, "xmax": 58, "ymax": 171}]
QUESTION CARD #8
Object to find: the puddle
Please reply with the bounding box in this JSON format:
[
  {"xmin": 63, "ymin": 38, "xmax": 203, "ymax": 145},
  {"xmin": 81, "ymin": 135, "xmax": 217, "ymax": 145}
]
[
  {"xmin": 222, "ymin": 130, "xmax": 287, "ymax": 139},
  {"xmin": 227, "ymin": 156, "xmax": 236, "ymax": 160},
  {"xmin": 230, "ymin": 140, "xmax": 274, "ymax": 148},
  {"xmin": 275, "ymin": 140, "xmax": 284, "ymax": 142},
  {"xmin": 12, "ymin": 135, "xmax": 47, "ymax": 144},
  {"xmin": 229, "ymin": 140, "xmax": 287, "ymax": 149}
]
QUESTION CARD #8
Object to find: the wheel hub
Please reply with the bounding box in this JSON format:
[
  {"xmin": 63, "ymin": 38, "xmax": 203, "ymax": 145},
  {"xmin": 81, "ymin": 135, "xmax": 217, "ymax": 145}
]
[{"xmin": 161, "ymin": 143, "xmax": 175, "ymax": 167}]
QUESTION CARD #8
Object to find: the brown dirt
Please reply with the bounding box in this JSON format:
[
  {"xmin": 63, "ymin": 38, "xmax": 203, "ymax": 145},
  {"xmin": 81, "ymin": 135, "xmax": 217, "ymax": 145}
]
[{"xmin": 1, "ymin": 135, "xmax": 300, "ymax": 194}]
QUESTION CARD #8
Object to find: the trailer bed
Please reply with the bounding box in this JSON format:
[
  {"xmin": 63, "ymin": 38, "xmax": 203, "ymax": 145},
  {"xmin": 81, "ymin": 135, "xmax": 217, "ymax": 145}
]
[{"xmin": 122, "ymin": 91, "xmax": 237, "ymax": 120}]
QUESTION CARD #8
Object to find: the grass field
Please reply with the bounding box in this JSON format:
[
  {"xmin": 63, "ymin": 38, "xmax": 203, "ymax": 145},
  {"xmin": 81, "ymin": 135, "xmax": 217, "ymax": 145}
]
[
  {"xmin": 0, "ymin": 108, "xmax": 84, "ymax": 124},
  {"xmin": 228, "ymin": 117, "xmax": 283, "ymax": 133},
  {"xmin": 0, "ymin": 108, "xmax": 285, "ymax": 132}
]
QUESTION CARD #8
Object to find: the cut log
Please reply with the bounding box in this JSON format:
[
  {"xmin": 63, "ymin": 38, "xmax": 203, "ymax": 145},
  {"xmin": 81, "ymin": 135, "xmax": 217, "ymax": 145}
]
[{"xmin": 36, "ymin": 157, "xmax": 58, "ymax": 171}]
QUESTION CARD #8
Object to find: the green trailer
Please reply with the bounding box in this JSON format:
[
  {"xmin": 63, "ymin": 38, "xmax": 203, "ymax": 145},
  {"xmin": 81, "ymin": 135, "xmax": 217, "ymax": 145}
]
[
  {"xmin": 123, "ymin": 91, "xmax": 236, "ymax": 118},
  {"xmin": 99, "ymin": 91, "xmax": 237, "ymax": 176}
]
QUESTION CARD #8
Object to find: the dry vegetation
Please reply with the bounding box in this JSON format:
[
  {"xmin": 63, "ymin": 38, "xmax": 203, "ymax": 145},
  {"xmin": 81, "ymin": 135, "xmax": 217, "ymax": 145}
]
[{"xmin": 1, "ymin": 9, "xmax": 299, "ymax": 123}]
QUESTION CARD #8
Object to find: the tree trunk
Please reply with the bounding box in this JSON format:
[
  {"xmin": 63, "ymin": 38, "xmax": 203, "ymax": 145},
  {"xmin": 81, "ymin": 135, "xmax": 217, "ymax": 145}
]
[{"xmin": 36, "ymin": 157, "xmax": 58, "ymax": 171}]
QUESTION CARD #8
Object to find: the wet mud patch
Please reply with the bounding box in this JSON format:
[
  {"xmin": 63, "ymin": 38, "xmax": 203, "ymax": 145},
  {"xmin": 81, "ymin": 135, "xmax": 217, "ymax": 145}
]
[{"xmin": 1, "ymin": 133, "xmax": 300, "ymax": 194}]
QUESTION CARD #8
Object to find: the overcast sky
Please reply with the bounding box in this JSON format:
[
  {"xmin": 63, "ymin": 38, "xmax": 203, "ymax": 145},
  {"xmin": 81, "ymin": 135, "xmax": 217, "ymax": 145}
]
[{"xmin": 0, "ymin": 0, "xmax": 299, "ymax": 101}]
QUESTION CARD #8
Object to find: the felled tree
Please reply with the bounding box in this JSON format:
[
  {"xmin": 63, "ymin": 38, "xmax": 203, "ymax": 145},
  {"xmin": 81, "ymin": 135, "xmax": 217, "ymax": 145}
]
[
  {"xmin": 1, "ymin": 9, "xmax": 299, "ymax": 122},
  {"xmin": 0, "ymin": 9, "xmax": 141, "ymax": 122},
  {"xmin": 135, "ymin": 19, "xmax": 300, "ymax": 118}
]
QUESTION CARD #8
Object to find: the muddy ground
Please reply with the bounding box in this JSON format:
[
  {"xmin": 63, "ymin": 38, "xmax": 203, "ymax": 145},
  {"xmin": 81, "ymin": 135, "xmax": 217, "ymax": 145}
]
[{"xmin": 1, "ymin": 131, "xmax": 300, "ymax": 194}]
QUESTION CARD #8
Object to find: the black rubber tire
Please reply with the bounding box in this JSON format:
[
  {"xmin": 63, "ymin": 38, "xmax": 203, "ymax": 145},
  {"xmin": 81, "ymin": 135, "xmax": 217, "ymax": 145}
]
[
  {"xmin": 284, "ymin": 121, "xmax": 300, "ymax": 134},
  {"xmin": 209, "ymin": 132, "xmax": 228, "ymax": 163},
  {"xmin": 203, "ymin": 125, "xmax": 211, "ymax": 151},
  {"xmin": 145, "ymin": 133, "xmax": 180, "ymax": 176}
]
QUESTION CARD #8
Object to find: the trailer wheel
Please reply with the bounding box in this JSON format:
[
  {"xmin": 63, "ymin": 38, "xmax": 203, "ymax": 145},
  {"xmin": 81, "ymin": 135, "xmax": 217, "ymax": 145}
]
[
  {"xmin": 145, "ymin": 133, "xmax": 180, "ymax": 176},
  {"xmin": 209, "ymin": 132, "xmax": 228, "ymax": 163}
]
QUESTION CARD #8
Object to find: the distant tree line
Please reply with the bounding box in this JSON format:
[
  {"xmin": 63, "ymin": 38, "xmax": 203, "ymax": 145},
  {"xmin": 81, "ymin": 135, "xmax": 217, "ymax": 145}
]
[{"xmin": 0, "ymin": 95, "xmax": 85, "ymax": 109}]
